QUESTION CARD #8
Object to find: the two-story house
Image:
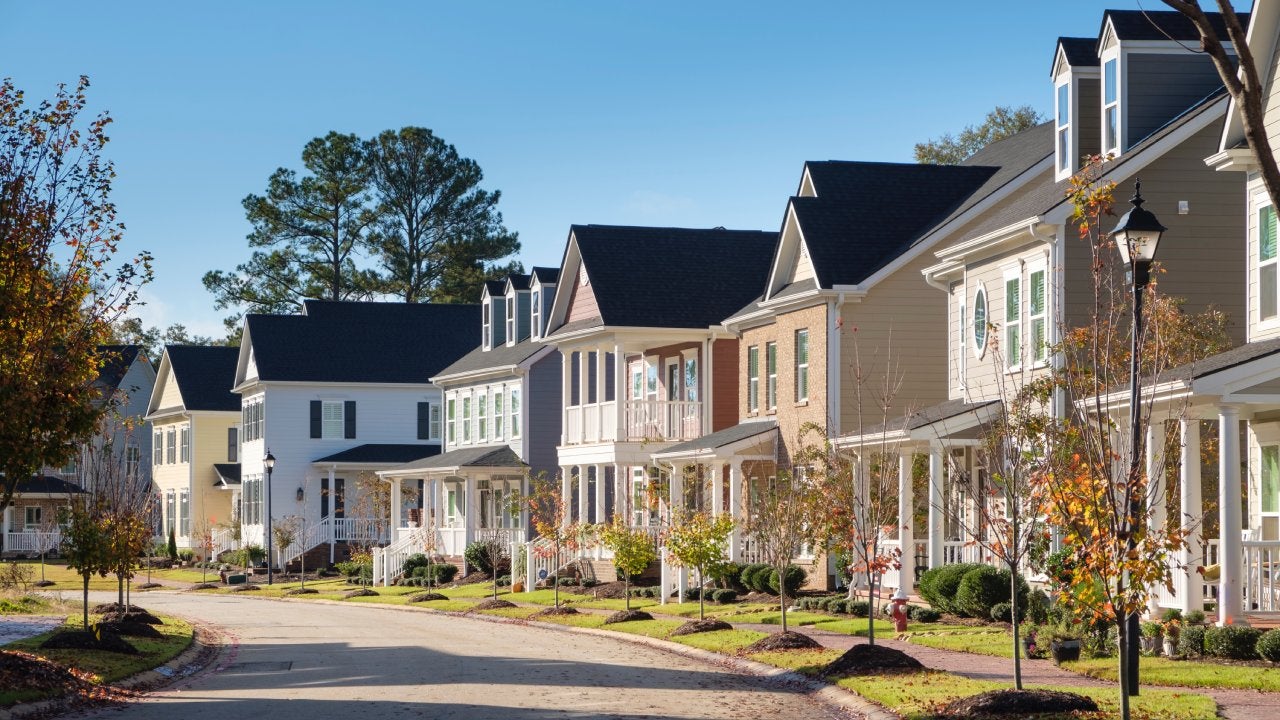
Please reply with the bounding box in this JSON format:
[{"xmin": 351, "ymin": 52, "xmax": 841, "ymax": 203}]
[
  {"xmin": 232, "ymin": 300, "xmax": 479, "ymax": 569},
  {"xmin": 836, "ymin": 10, "xmax": 1248, "ymax": 599},
  {"xmin": 145, "ymin": 345, "xmax": 241, "ymax": 556},
  {"xmin": 376, "ymin": 269, "xmax": 561, "ymax": 577}
]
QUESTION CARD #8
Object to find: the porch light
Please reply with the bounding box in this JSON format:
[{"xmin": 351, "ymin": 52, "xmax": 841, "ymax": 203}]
[{"xmin": 1110, "ymin": 180, "xmax": 1166, "ymax": 287}]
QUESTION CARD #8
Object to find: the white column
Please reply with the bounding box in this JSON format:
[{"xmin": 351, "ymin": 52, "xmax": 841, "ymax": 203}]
[
  {"xmin": 577, "ymin": 465, "xmax": 588, "ymax": 525},
  {"xmin": 613, "ymin": 464, "xmax": 625, "ymax": 523},
  {"xmin": 899, "ymin": 448, "xmax": 915, "ymax": 591},
  {"xmin": 560, "ymin": 467, "xmax": 572, "ymax": 529},
  {"xmin": 561, "ymin": 351, "xmax": 571, "ymax": 445},
  {"xmin": 593, "ymin": 464, "xmax": 605, "ymax": 525},
  {"xmin": 1218, "ymin": 405, "xmax": 1245, "ymax": 625},
  {"xmin": 1147, "ymin": 420, "xmax": 1167, "ymax": 616},
  {"xmin": 463, "ymin": 477, "xmax": 477, "ymax": 572},
  {"xmin": 1180, "ymin": 418, "xmax": 1204, "ymax": 614},
  {"xmin": 669, "ymin": 464, "xmax": 684, "ymax": 516},
  {"xmin": 928, "ymin": 443, "xmax": 945, "ymax": 571},
  {"xmin": 390, "ymin": 478, "xmax": 403, "ymax": 537},
  {"xmin": 711, "ymin": 461, "xmax": 725, "ymax": 516},
  {"xmin": 614, "ymin": 343, "xmax": 626, "ymax": 439},
  {"xmin": 728, "ymin": 460, "xmax": 743, "ymax": 562}
]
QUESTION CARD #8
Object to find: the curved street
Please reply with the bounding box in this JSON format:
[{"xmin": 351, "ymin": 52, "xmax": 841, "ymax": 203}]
[{"xmin": 74, "ymin": 592, "xmax": 851, "ymax": 720}]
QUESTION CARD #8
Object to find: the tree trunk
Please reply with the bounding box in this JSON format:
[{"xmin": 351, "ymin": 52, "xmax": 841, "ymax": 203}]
[
  {"xmin": 698, "ymin": 566, "xmax": 705, "ymax": 620},
  {"xmin": 82, "ymin": 574, "xmax": 90, "ymax": 629},
  {"xmin": 866, "ymin": 570, "xmax": 877, "ymax": 646},
  {"xmin": 1010, "ymin": 560, "xmax": 1022, "ymax": 690}
]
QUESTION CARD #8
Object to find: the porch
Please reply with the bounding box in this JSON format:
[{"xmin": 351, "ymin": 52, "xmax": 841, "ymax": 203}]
[{"xmin": 0, "ymin": 530, "xmax": 61, "ymax": 558}]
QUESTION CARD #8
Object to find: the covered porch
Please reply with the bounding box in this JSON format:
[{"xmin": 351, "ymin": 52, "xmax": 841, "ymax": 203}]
[{"xmin": 0, "ymin": 476, "xmax": 84, "ymax": 558}]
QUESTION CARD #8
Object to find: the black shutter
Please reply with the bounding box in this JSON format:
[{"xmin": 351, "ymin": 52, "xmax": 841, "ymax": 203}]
[
  {"xmin": 344, "ymin": 400, "xmax": 357, "ymax": 438},
  {"xmin": 310, "ymin": 401, "xmax": 322, "ymax": 438},
  {"xmin": 417, "ymin": 402, "xmax": 430, "ymax": 440}
]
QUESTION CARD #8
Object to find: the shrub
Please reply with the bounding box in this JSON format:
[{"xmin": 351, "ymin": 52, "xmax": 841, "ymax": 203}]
[
  {"xmin": 402, "ymin": 553, "xmax": 430, "ymax": 577},
  {"xmin": 1160, "ymin": 608, "xmax": 1183, "ymax": 624},
  {"xmin": 496, "ymin": 575, "xmax": 511, "ymax": 587},
  {"xmin": 910, "ymin": 606, "xmax": 942, "ymax": 623},
  {"xmin": 823, "ymin": 597, "xmax": 848, "ymax": 614},
  {"xmin": 1256, "ymin": 629, "xmax": 1280, "ymax": 662},
  {"xmin": 686, "ymin": 587, "xmax": 701, "ymax": 600},
  {"xmin": 1184, "ymin": 609, "xmax": 1207, "ymax": 625},
  {"xmin": 918, "ymin": 563, "xmax": 982, "ymax": 614},
  {"xmin": 713, "ymin": 589, "xmax": 738, "ymax": 604},
  {"xmin": 1140, "ymin": 621, "xmax": 1163, "ymax": 639},
  {"xmin": 738, "ymin": 564, "xmax": 763, "ymax": 592},
  {"xmin": 178, "ymin": 549, "xmax": 195, "ymax": 562},
  {"xmin": 748, "ymin": 565, "xmax": 773, "ymax": 594},
  {"xmin": 712, "ymin": 562, "xmax": 745, "ymax": 591},
  {"xmin": 990, "ymin": 602, "xmax": 1022, "ymax": 623},
  {"xmin": 415, "ymin": 563, "xmax": 457, "ymax": 584},
  {"xmin": 767, "ymin": 565, "xmax": 807, "ymax": 596},
  {"xmin": 848, "ymin": 600, "xmax": 870, "ymax": 618},
  {"xmin": 955, "ymin": 566, "xmax": 1006, "ymax": 619},
  {"xmin": 464, "ymin": 542, "xmax": 497, "ymax": 576},
  {"xmin": 1026, "ymin": 589, "xmax": 1050, "ymax": 625},
  {"xmin": 1204, "ymin": 625, "xmax": 1262, "ymax": 660},
  {"xmin": 1178, "ymin": 625, "xmax": 1206, "ymax": 657}
]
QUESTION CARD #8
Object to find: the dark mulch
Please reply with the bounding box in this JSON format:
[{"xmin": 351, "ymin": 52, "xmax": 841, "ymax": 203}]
[
  {"xmin": 189, "ymin": 583, "xmax": 220, "ymax": 591},
  {"xmin": 741, "ymin": 630, "xmax": 823, "ymax": 653},
  {"xmin": 940, "ymin": 689, "xmax": 1098, "ymax": 717},
  {"xmin": 407, "ymin": 592, "xmax": 449, "ymax": 603},
  {"xmin": 671, "ymin": 619, "xmax": 734, "ymax": 637},
  {"xmin": 40, "ymin": 629, "xmax": 138, "ymax": 655},
  {"xmin": 100, "ymin": 610, "xmax": 163, "ymax": 626},
  {"xmin": 741, "ymin": 591, "xmax": 777, "ymax": 603},
  {"xmin": 136, "ymin": 582, "xmax": 164, "ymax": 589},
  {"xmin": 285, "ymin": 587, "xmax": 318, "ymax": 596},
  {"xmin": 229, "ymin": 584, "xmax": 261, "ymax": 592},
  {"xmin": 33, "ymin": 580, "xmax": 56, "ymax": 588},
  {"xmin": 91, "ymin": 603, "xmax": 130, "ymax": 614},
  {"xmin": 822, "ymin": 644, "xmax": 924, "ymax": 676},
  {"xmin": 604, "ymin": 609, "xmax": 654, "ymax": 624},
  {"xmin": 455, "ymin": 571, "xmax": 491, "ymax": 585},
  {"xmin": 0, "ymin": 649, "xmax": 85, "ymax": 695},
  {"xmin": 586, "ymin": 581, "xmax": 632, "ymax": 599},
  {"xmin": 342, "ymin": 588, "xmax": 379, "ymax": 599},
  {"xmin": 471, "ymin": 597, "xmax": 517, "ymax": 611},
  {"xmin": 530, "ymin": 606, "xmax": 579, "ymax": 618},
  {"xmin": 97, "ymin": 621, "xmax": 164, "ymax": 639}
]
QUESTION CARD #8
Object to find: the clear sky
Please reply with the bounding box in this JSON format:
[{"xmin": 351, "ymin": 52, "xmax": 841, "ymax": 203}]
[{"xmin": 0, "ymin": 1, "xmax": 1230, "ymax": 338}]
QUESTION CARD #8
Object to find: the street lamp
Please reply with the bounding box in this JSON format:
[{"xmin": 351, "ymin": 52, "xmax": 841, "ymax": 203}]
[
  {"xmin": 1110, "ymin": 180, "xmax": 1165, "ymax": 700},
  {"xmin": 264, "ymin": 450, "xmax": 276, "ymax": 586}
]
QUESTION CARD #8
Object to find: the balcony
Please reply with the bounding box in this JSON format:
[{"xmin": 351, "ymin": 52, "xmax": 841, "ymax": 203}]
[{"xmin": 564, "ymin": 400, "xmax": 703, "ymax": 445}]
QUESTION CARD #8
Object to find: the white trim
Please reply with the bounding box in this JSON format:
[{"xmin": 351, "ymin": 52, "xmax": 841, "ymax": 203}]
[
  {"xmin": 1003, "ymin": 265, "xmax": 1023, "ymax": 372},
  {"xmin": 972, "ymin": 282, "xmax": 989, "ymax": 360},
  {"xmin": 1026, "ymin": 257, "xmax": 1049, "ymax": 368}
]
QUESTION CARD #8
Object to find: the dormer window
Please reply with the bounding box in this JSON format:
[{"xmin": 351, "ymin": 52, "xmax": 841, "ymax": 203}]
[
  {"xmin": 531, "ymin": 289, "xmax": 541, "ymax": 339},
  {"xmin": 506, "ymin": 295, "xmax": 515, "ymax": 346},
  {"xmin": 1103, "ymin": 58, "xmax": 1118, "ymax": 153},
  {"xmin": 1056, "ymin": 83, "xmax": 1070, "ymax": 173},
  {"xmin": 482, "ymin": 303, "xmax": 492, "ymax": 350}
]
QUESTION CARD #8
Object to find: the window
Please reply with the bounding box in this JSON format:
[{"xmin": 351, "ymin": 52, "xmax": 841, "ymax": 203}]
[
  {"xmin": 645, "ymin": 360, "xmax": 658, "ymax": 400},
  {"xmin": 125, "ymin": 444, "xmax": 141, "ymax": 478},
  {"xmin": 531, "ymin": 290, "xmax": 541, "ymax": 338},
  {"xmin": 430, "ymin": 403, "xmax": 441, "ymax": 440},
  {"xmin": 1028, "ymin": 266, "xmax": 1048, "ymax": 364},
  {"xmin": 747, "ymin": 345, "xmax": 759, "ymax": 412},
  {"xmin": 165, "ymin": 490, "xmax": 176, "ymax": 535},
  {"xmin": 765, "ymin": 342, "xmax": 778, "ymax": 410},
  {"xmin": 179, "ymin": 490, "xmax": 190, "ymax": 537},
  {"xmin": 24, "ymin": 506, "xmax": 41, "ymax": 531},
  {"xmin": 494, "ymin": 392, "xmax": 504, "ymax": 439},
  {"xmin": 794, "ymin": 329, "xmax": 809, "ymax": 402},
  {"xmin": 179, "ymin": 425, "xmax": 190, "ymax": 463},
  {"xmin": 973, "ymin": 285, "xmax": 988, "ymax": 357},
  {"xmin": 506, "ymin": 296, "xmax": 515, "ymax": 344},
  {"xmin": 604, "ymin": 353, "xmax": 616, "ymax": 402},
  {"xmin": 447, "ymin": 398, "xmax": 457, "ymax": 444},
  {"xmin": 1262, "ymin": 205, "xmax": 1277, "ymax": 322},
  {"xmin": 153, "ymin": 431, "xmax": 163, "ymax": 466},
  {"xmin": 1103, "ymin": 58, "xmax": 1118, "ymax": 152},
  {"xmin": 1005, "ymin": 273, "xmax": 1021, "ymax": 368},
  {"xmin": 477, "ymin": 392, "xmax": 488, "ymax": 441},
  {"xmin": 242, "ymin": 475, "xmax": 262, "ymax": 526},
  {"xmin": 242, "ymin": 399, "xmax": 264, "ymax": 442},
  {"xmin": 462, "ymin": 396, "xmax": 472, "ymax": 443},
  {"xmin": 683, "ymin": 355, "xmax": 698, "ymax": 403},
  {"xmin": 166, "ymin": 429, "xmax": 176, "ymax": 464},
  {"xmin": 227, "ymin": 427, "xmax": 238, "ymax": 462},
  {"xmin": 510, "ymin": 388, "xmax": 521, "ymax": 438},
  {"xmin": 61, "ymin": 454, "xmax": 77, "ymax": 477},
  {"xmin": 322, "ymin": 400, "xmax": 344, "ymax": 439},
  {"xmin": 587, "ymin": 352, "xmax": 598, "ymax": 404},
  {"xmin": 1056, "ymin": 83, "xmax": 1070, "ymax": 172},
  {"xmin": 417, "ymin": 402, "xmax": 440, "ymax": 441},
  {"xmin": 482, "ymin": 302, "xmax": 491, "ymax": 349},
  {"xmin": 1265, "ymin": 446, "xmax": 1280, "ymax": 514}
]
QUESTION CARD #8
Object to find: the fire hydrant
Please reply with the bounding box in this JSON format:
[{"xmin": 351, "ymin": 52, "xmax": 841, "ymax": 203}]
[{"xmin": 890, "ymin": 588, "xmax": 910, "ymax": 633}]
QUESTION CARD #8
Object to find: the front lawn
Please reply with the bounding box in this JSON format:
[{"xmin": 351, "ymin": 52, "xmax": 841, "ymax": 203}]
[{"xmin": 1066, "ymin": 656, "xmax": 1280, "ymax": 692}]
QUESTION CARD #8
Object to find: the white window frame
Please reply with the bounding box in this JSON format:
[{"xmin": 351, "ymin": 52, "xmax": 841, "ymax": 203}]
[
  {"xmin": 179, "ymin": 489, "xmax": 191, "ymax": 537},
  {"xmin": 972, "ymin": 283, "xmax": 988, "ymax": 359},
  {"xmin": 509, "ymin": 387, "xmax": 521, "ymax": 439},
  {"xmin": 126, "ymin": 444, "xmax": 141, "ymax": 478},
  {"xmin": 682, "ymin": 350, "xmax": 698, "ymax": 403},
  {"xmin": 166, "ymin": 428, "xmax": 176, "ymax": 464},
  {"xmin": 477, "ymin": 391, "xmax": 488, "ymax": 441},
  {"xmin": 447, "ymin": 397, "xmax": 457, "ymax": 445},
  {"xmin": 747, "ymin": 345, "xmax": 759, "ymax": 413},
  {"xmin": 494, "ymin": 390, "xmax": 504, "ymax": 440},
  {"xmin": 1004, "ymin": 267, "xmax": 1022, "ymax": 371},
  {"xmin": 531, "ymin": 289, "xmax": 541, "ymax": 339},
  {"xmin": 1103, "ymin": 57, "xmax": 1119, "ymax": 154},
  {"xmin": 1055, "ymin": 82, "xmax": 1071, "ymax": 175},
  {"xmin": 1258, "ymin": 198, "xmax": 1278, "ymax": 326},
  {"xmin": 765, "ymin": 341, "xmax": 778, "ymax": 410},
  {"xmin": 321, "ymin": 400, "xmax": 345, "ymax": 440},
  {"xmin": 1263, "ymin": 444, "xmax": 1280, "ymax": 517},
  {"xmin": 506, "ymin": 296, "xmax": 516, "ymax": 346},
  {"xmin": 179, "ymin": 424, "xmax": 190, "ymax": 463},
  {"xmin": 794, "ymin": 329, "xmax": 809, "ymax": 403},
  {"xmin": 1027, "ymin": 261, "xmax": 1049, "ymax": 366},
  {"xmin": 24, "ymin": 505, "xmax": 42, "ymax": 531},
  {"xmin": 462, "ymin": 395, "xmax": 472, "ymax": 443},
  {"xmin": 482, "ymin": 302, "xmax": 492, "ymax": 350},
  {"xmin": 429, "ymin": 403, "xmax": 442, "ymax": 441},
  {"xmin": 153, "ymin": 430, "xmax": 163, "ymax": 466}
]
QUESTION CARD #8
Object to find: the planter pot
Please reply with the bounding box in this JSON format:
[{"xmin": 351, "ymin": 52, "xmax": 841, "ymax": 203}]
[
  {"xmin": 1051, "ymin": 639, "xmax": 1081, "ymax": 664},
  {"xmin": 1163, "ymin": 638, "xmax": 1178, "ymax": 657},
  {"xmin": 1141, "ymin": 636, "xmax": 1162, "ymax": 655}
]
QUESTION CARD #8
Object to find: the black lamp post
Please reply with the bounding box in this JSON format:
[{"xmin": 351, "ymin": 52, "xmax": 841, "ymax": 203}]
[
  {"xmin": 1110, "ymin": 180, "xmax": 1165, "ymax": 701},
  {"xmin": 264, "ymin": 449, "xmax": 276, "ymax": 586}
]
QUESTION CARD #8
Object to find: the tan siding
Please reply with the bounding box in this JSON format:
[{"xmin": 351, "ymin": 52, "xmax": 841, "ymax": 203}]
[
  {"xmin": 156, "ymin": 370, "xmax": 184, "ymax": 410},
  {"xmin": 790, "ymin": 243, "xmax": 816, "ymax": 284},
  {"xmin": 565, "ymin": 274, "xmax": 600, "ymax": 325},
  {"xmin": 711, "ymin": 338, "xmax": 739, "ymax": 432},
  {"xmin": 191, "ymin": 414, "xmax": 238, "ymax": 529}
]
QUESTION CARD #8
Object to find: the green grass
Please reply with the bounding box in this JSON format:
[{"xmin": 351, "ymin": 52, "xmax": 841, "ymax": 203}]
[
  {"xmin": 748, "ymin": 647, "xmax": 842, "ymax": 674},
  {"xmin": 604, "ymin": 618, "xmax": 685, "ymax": 638},
  {"xmin": 669, "ymin": 628, "xmax": 767, "ymax": 653},
  {"xmin": 477, "ymin": 605, "xmax": 544, "ymax": 619},
  {"xmin": 1066, "ymin": 656, "xmax": 1280, "ymax": 692},
  {"xmin": 908, "ymin": 630, "xmax": 1018, "ymax": 658},
  {"xmin": 534, "ymin": 612, "xmax": 608, "ymax": 630},
  {"xmin": 0, "ymin": 593, "xmax": 62, "ymax": 615}
]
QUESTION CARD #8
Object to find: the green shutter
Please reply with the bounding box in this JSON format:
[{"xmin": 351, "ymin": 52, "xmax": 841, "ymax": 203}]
[
  {"xmin": 1261, "ymin": 206, "xmax": 1277, "ymax": 262},
  {"xmin": 1029, "ymin": 270, "xmax": 1045, "ymax": 315}
]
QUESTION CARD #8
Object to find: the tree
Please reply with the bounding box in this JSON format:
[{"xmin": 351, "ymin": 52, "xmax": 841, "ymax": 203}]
[
  {"xmin": 32, "ymin": 514, "xmax": 62, "ymax": 586},
  {"xmin": 365, "ymin": 127, "xmax": 521, "ymax": 303},
  {"xmin": 59, "ymin": 498, "xmax": 110, "ymax": 629},
  {"xmin": 203, "ymin": 131, "xmax": 379, "ymax": 329},
  {"xmin": 192, "ymin": 518, "xmax": 215, "ymax": 583},
  {"xmin": 599, "ymin": 519, "xmax": 658, "ymax": 612},
  {"xmin": 0, "ymin": 77, "xmax": 153, "ymax": 513},
  {"xmin": 1161, "ymin": 3, "xmax": 1280, "ymax": 212},
  {"xmin": 664, "ymin": 511, "xmax": 733, "ymax": 620},
  {"xmin": 741, "ymin": 470, "xmax": 815, "ymax": 632},
  {"xmin": 914, "ymin": 105, "xmax": 1045, "ymax": 164},
  {"xmin": 111, "ymin": 318, "xmax": 223, "ymax": 367},
  {"xmin": 272, "ymin": 515, "xmax": 300, "ymax": 575},
  {"xmin": 80, "ymin": 414, "xmax": 156, "ymax": 608},
  {"xmin": 520, "ymin": 471, "xmax": 581, "ymax": 609}
]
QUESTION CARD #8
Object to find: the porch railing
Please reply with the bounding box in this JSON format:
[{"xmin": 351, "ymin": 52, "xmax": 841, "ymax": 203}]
[
  {"xmin": 623, "ymin": 400, "xmax": 702, "ymax": 442},
  {"xmin": 373, "ymin": 525, "xmax": 434, "ymax": 586},
  {"xmin": 1, "ymin": 531, "xmax": 61, "ymax": 555},
  {"xmin": 523, "ymin": 536, "xmax": 572, "ymax": 591},
  {"xmin": 1243, "ymin": 539, "xmax": 1280, "ymax": 614},
  {"xmin": 563, "ymin": 401, "xmax": 619, "ymax": 445}
]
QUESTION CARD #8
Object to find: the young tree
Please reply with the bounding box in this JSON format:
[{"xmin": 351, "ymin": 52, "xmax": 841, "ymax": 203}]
[
  {"xmin": 741, "ymin": 470, "xmax": 816, "ymax": 632},
  {"xmin": 599, "ymin": 519, "xmax": 658, "ymax": 612},
  {"xmin": 273, "ymin": 515, "xmax": 301, "ymax": 576},
  {"xmin": 664, "ymin": 511, "xmax": 733, "ymax": 620},
  {"xmin": 520, "ymin": 472, "xmax": 581, "ymax": 609},
  {"xmin": 192, "ymin": 518, "xmax": 215, "ymax": 583},
  {"xmin": 79, "ymin": 416, "xmax": 156, "ymax": 608},
  {"xmin": 32, "ymin": 514, "xmax": 62, "ymax": 586},
  {"xmin": 59, "ymin": 498, "xmax": 110, "ymax": 629},
  {"xmin": 914, "ymin": 105, "xmax": 1045, "ymax": 164},
  {"xmin": 0, "ymin": 77, "xmax": 152, "ymax": 512}
]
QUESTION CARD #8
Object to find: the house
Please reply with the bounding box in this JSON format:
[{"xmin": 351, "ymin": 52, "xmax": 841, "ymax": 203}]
[
  {"xmin": 231, "ymin": 299, "xmax": 480, "ymax": 568},
  {"xmin": 0, "ymin": 476, "xmax": 84, "ymax": 557},
  {"xmin": 834, "ymin": 9, "xmax": 1249, "ymax": 603},
  {"xmin": 145, "ymin": 345, "xmax": 242, "ymax": 556},
  {"xmin": 374, "ymin": 269, "xmax": 562, "ymax": 580}
]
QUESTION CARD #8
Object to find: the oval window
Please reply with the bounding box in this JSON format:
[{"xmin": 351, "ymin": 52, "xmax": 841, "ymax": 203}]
[{"xmin": 973, "ymin": 286, "xmax": 988, "ymax": 357}]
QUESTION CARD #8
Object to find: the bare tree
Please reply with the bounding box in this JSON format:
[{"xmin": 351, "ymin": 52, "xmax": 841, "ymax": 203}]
[{"xmin": 741, "ymin": 468, "xmax": 816, "ymax": 633}]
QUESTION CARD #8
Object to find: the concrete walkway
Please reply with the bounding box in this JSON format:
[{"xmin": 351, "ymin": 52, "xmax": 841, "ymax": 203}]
[{"xmin": 0, "ymin": 615, "xmax": 63, "ymax": 644}]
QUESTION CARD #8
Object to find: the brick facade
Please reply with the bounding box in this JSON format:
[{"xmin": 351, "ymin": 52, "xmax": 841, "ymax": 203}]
[{"xmin": 738, "ymin": 302, "xmax": 828, "ymax": 466}]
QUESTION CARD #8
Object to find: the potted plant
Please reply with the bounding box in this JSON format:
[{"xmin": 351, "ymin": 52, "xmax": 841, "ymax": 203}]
[
  {"xmin": 1160, "ymin": 608, "xmax": 1183, "ymax": 657},
  {"xmin": 1140, "ymin": 620, "xmax": 1164, "ymax": 655},
  {"xmin": 1022, "ymin": 628, "xmax": 1043, "ymax": 659},
  {"xmin": 1050, "ymin": 630, "xmax": 1082, "ymax": 664}
]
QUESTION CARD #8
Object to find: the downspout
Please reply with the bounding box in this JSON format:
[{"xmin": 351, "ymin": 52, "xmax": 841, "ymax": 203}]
[{"xmin": 828, "ymin": 293, "xmax": 845, "ymax": 435}]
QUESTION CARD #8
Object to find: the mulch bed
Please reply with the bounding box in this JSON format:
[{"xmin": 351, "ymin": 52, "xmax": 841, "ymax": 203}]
[
  {"xmin": 455, "ymin": 571, "xmax": 491, "ymax": 585},
  {"xmin": 671, "ymin": 619, "xmax": 734, "ymax": 637},
  {"xmin": 91, "ymin": 603, "xmax": 131, "ymax": 614},
  {"xmin": 822, "ymin": 644, "xmax": 924, "ymax": 676},
  {"xmin": 940, "ymin": 689, "xmax": 1098, "ymax": 717},
  {"xmin": 0, "ymin": 650, "xmax": 87, "ymax": 697},
  {"xmin": 604, "ymin": 609, "xmax": 654, "ymax": 624},
  {"xmin": 741, "ymin": 592, "xmax": 777, "ymax": 603},
  {"xmin": 285, "ymin": 587, "xmax": 318, "ymax": 596},
  {"xmin": 136, "ymin": 582, "xmax": 164, "ymax": 590},
  {"xmin": 407, "ymin": 592, "xmax": 449, "ymax": 603},
  {"xmin": 33, "ymin": 580, "xmax": 56, "ymax": 588},
  {"xmin": 471, "ymin": 597, "xmax": 517, "ymax": 611},
  {"xmin": 100, "ymin": 610, "xmax": 163, "ymax": 626},
  {"xmin": 342, "ymin": 588, "xmax": 379, "ymax": 599},
  {"xmin": 40, "ymin": 629, "xmax": 138, "ymax": 655},
  {"xmin": 741, "ymin": 630, "xmax": 823, "ymax": 653},
  {"xmin": 530, "ymin": 606, "xmax": 579, "ymax": 618},
  {"xmin": 96, "ymin": 621, "xmax": 163, "ymax": 639},
  {"xmin": 189, "ymin": 583, "xmax": 220, "ymax": 591},
  {"xmin": 584, "ymin": 581, "xmax": 632, "ymax": 599},
  {"xmin": 229, "ymin": 584, "xmax": 260, "ymax": 592}
]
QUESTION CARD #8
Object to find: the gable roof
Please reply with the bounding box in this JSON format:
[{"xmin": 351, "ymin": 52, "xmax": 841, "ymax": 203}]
[
  {"xmin": 433, "ymin": 338, "xmax": 551, "ymax": 382},
  {"xmin": 556, "ymin": 225, "xmax": 776, "ymax": 332},
  {"xmin": 313, "ymin": 443, "xmax": 442, "ymax": 465},
  {"xmin": 1103, "ymin": 9, "xmax": 1246, "ymax": 43},
  {"xmin": 531, "ymin": 266, "xmax": 560, "ymax": 284},
  {"xmin": 96, "ymin": 345, "xmax": 143, "ymax": 393},
  {"xmin": 165, "ymin": 345, "xmax": 241, "ymax": 412},
  {"xmin": 1056, "ymin": 36, "xmax": 1100, "ymax": 72},
  {"xmin": 382, "ymin": 445, "xmax": 524, "ymax": 474},
  {"xmin": 506, "ymin": 273, "xmax": 531, "ymax": 292},
  {"xmin": 15, "ymin": 475, "xmax": 87, "ymax": 495},
  {"xmin": 213, "ymin": 463, "xmax": 241, "ymax": 486},
  {"xmin": 242, "ymin": 301, "xmax": 480, "ymax": 385}
]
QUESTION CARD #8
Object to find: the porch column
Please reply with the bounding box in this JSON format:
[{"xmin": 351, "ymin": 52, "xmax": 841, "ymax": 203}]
[
  {"xmin": 561, "ymin": 351, "xmax": 572, "ymax": 445},
  {"xmin": 577, "ymin": 465, "xmax": 588, "ymax": 524},
  {"xmin": 1180, "ymin": 418, "xmax": 1204, "ymax": 614},
  {"xmin": 560, "ymin": 467, "xmax": 572, "ymax": 529},
  {"xmin": 593, "ymin": 464, "xmax": 605, "ymax": 525},
  {"xmin": 596, "ymin": 347, "xmax": 607, "ymax": 440},
  {"xmin": 1147, "ymin": 420, "xmax": 1167, "ymax": 617},
  {"xmin": 899, "ymin": 448, "xmax": 915, "ymax": 591},
  {"xmin": 614, "ymin": 343, "xmax": 626, "ymax": 436},
  {"xmin": 328, "ymin": 466, "xmax": 337, "ymax": 564},
  {"xmin": 390, "ymin": 478, "xmax": 402, "ymax": 536},
  {"xmin": 613, "ymin": 463, "xmax": 625, "ymax": 523},
  {"xmin": 711, "ymin": 461, "xmax": 725, "ymax": 516},
  {"xmin": 463, "ymin": 477, "xmax": 477, "ymax": 573},
  {"xmin": 1218, "ymin": 404, "xmax": 1245, "ymax": 625},
  {"xmin": 728, "ymin": 460, "xmax": 743, "ymax": 562},
  {"xmin": 928, "ymin": 442, "xmax": 945, "ymax": 571}
]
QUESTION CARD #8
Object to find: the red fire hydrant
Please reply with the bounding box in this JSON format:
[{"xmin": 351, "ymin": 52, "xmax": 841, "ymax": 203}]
[{"xmin": 890, "ymin": 587, "xmax": 909, "ymax": 633}]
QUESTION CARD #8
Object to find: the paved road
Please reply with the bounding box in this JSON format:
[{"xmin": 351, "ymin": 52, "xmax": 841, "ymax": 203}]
[{"xmin": 75, "ymin": 592, "xmax": 851, "ymax": 720}]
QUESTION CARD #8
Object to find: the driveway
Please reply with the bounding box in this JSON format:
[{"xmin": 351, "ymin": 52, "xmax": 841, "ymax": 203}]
[{"xmin": 74, "ymin": 592, "xmax": 851, "ymax": 720}]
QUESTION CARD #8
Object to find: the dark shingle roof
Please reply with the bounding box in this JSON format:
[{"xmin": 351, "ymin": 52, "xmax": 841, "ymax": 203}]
[
  {"xmin": 484, "ymin": 280, "xmax": 507, "ymax": 296},
  {"xmin": 848, "ymin": 399, "xmax": 1001, "ymax": 440},
  {"xmin": 1161, "ymin": 337, "xmax": 1280, "ymax": 383},
  {"xmin": 213, "ymin": 463, "xmax": 241, "ymax": 486},
  {"xmin": 16, "ymin": 475, "xmax": 87, "ymax": 495},
  {"xmin": 245, "ymin": 301, "xmax": 480, "ymax": 384},
  {"xmin": 384, "ymin": 445, "xmax": 524, "ymax": 473},
  {"xmin": 1104, "ymin": 10, "xmax": 1247, "ymax": 43},
  {"xmin": 313, "ymin": 444, "xmax": 442, "ymax": 465},
  {"xmin": 565, "ymin": 225, "xmax": 776, "ymax": 330},
  {"xmin": 654, "ymin": 420, "xmax": 777, "ymax": 456},
  {"xmin": 434, "ymin": 339, "xmax": 548, "ymax": 380},
  {"xmin": 166, "ymin": 345, "xmax": 240, "ymax": 412},
  {"xmin": 506, "ymin": 273, "xmax": 531, "ymax": 291},
  {"xmin": 96, "ymin": 345, "xmax": 142, "ymax": 392},
  {"xmin": 532, "ymin": 267, "xmax": 560, "ymax": 284},
  {"xmin": 1056, "ymin": 37, "xmax": 1099, "ymax": 71}
]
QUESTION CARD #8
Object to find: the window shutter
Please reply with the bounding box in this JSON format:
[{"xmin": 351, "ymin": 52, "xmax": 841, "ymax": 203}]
[
  {"xmin": 1262, "ymin": 206, "xmax": 1277, "ymax": 261},
  {"xmin": 310, "ymin": 401, "xmax": 322, "ymax": 438},
  {"xmin": 345, "ymin": 400, "xmax": 357, "ymax": 438},
  {"xmin": 417, "ymin": 402, "xmax": 430, "ymax": 440}
]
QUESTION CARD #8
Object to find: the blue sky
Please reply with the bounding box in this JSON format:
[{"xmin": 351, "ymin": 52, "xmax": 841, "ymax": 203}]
[{"xmin": 0, "ymin": 1, "xmax": 1224, "ymax": 337}]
